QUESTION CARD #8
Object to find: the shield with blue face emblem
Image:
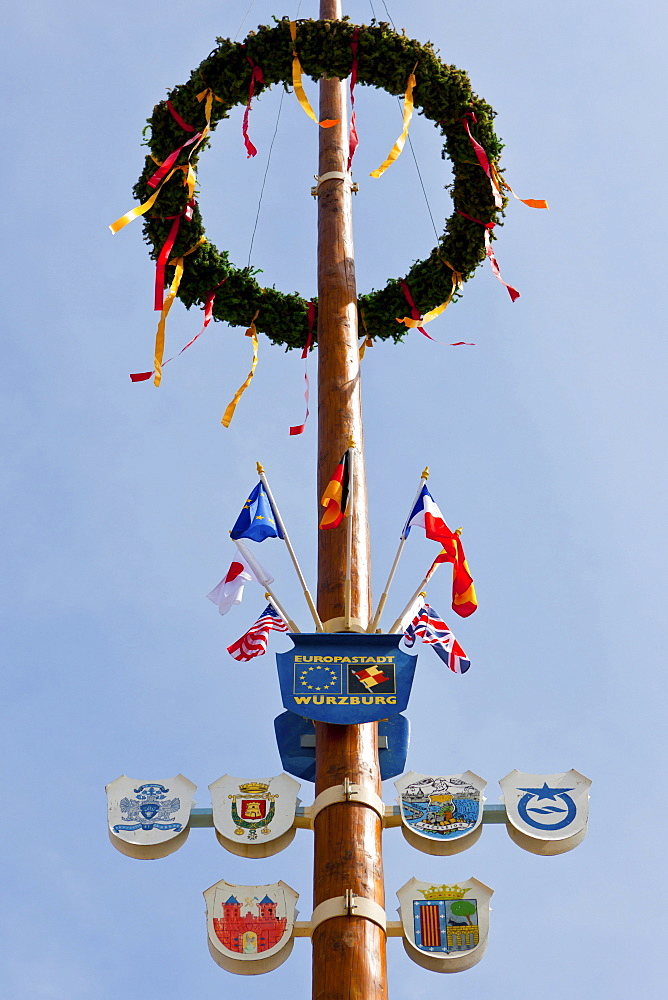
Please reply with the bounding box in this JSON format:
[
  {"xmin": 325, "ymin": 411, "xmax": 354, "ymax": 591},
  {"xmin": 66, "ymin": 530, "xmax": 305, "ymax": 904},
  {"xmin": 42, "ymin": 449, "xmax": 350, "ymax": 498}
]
[{"xmin": 500, "ymin": 769, "xmax": 591, "ymax": 855}]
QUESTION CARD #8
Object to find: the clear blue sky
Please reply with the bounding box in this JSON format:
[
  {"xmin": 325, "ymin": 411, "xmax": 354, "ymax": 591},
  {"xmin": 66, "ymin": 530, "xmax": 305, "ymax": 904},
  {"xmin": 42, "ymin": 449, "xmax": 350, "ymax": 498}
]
[{"xmin": 2, "ymin": 1, "xmax": 665, "ymax": 996}]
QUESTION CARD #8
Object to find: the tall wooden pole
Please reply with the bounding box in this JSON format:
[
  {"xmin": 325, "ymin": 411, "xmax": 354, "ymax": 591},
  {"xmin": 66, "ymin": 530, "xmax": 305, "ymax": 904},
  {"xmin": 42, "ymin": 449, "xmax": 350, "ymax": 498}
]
[{"xmin": 313, "ymin": 3, "xmax": 387, "ymax": 1000}]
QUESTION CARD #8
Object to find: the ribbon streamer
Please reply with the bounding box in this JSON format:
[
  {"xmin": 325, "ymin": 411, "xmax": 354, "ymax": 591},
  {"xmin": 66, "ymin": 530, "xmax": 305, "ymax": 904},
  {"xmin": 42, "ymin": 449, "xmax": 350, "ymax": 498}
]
[
  {"xmin": 147, "ymin": 131, "xmax": 203, "ymax": 189},
  {"xmin": 370, "ymin": 67, "xmax": 416, "ymax": 178},
  {"xmin": 484, "ymin": 229, "xmax": 520, "ymax": 302},
  {"xmin": 399, "ymin": 279, "xmax": 429, "ymax": 338},
  {"xmin": 457, "ymin": 212, "xmax": 520, "ymax": 300},
  {"xmin": 289, "ymin": 302, "xmax": 315, "ymax": 435},
  {"xmin": 167, "ymin": 100, "xmax": 196, "ymax": 132},
  {"xmin": 154, "ymin": 216, "xmax": 182, "ymax": 311},
  {"xmin": 347, "ymin": 27, "xmax": 360, "ymax": 171},
  {"xmin": 398, "ymin": 279, "xmax": 473, "ymax": 345},
  {"xmin": 109, "ymin": 167, "xmax": 182, "ymax": 234},
  {"xmin": 397, "ymin": 263, "xmax": 463, "ymax": 328},
  {"xmin": 243, "ymin": 57, "xmax": 264, "ymax": 157},
  {"xmin": 131, "ymin": 238, "xmax": 207, "ymax": 383},
  {"xmin": 462, "ymin": 112, "xmax": 503, "ymax": 209},
  {"xmin": 222, "ymin": 311, "xmax": 260, "ymax": 427},
  {"xmin": 358, "ymin": 335, "xmax": 373, "ymax": 360},
  {"xmin": 289, "ymin": 22, "xmax": 338, "ymax": 127},
  {"xmin": 152, "ymin": 259, "xmax": 185, "ymax": 387},
  {"xmin": 491, "ymin": 163, "xmax": 549, "ymax": 209},
  {"xmin": 131, "ymin": 277, "xmax": 226, "ymax": 383}
]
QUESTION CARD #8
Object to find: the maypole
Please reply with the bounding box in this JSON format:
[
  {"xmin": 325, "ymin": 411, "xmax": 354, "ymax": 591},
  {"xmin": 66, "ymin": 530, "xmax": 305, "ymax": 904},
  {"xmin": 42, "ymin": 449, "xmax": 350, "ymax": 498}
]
[
  {"xmin": 314, "ymin": 2, "xmax": 385, "ymax": 998},
  {"xmin": 106, "ymin": 2, "xmax": 591, "ymax": 990}
]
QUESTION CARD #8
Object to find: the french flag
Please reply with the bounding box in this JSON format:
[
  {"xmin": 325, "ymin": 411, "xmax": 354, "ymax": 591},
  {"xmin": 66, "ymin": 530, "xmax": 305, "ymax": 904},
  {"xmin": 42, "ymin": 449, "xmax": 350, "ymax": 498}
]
[{"xmin": 402, "ymin": 485, "xmax": 457, "ymax": 548}]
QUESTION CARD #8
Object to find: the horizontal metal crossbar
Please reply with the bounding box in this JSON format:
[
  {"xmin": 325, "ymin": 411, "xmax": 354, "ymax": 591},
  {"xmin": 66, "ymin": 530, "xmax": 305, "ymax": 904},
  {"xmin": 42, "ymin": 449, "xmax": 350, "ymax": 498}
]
[{"xmin": 188, "ymin": 803, "xmax": 507, "ymax": 828}]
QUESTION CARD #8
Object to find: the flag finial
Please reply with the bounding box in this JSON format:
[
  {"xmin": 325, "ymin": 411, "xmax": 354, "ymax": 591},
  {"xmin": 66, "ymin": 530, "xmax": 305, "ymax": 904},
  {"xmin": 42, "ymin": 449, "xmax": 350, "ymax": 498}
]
[
  {"xmin": 422, "ymin": 467, "xmax": 430, "ymax": 479},
  {"xmin": 256, "ymin": 461, "xmax": 265, "ymax": 474},
  {"xmin": 455, "ymin": 527, "xmax": 463, "ymax": 536},
  {"xmin": 348, "ymin": 436, "xmax": 356, "ymax": 449}
]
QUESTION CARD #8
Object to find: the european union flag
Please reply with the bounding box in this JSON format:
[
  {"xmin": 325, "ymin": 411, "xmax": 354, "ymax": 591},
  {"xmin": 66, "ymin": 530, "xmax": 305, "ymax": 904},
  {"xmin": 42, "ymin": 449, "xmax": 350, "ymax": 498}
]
[{"xmin": 230, "ymin": 482, "xmax": 284, "ymax": 542}]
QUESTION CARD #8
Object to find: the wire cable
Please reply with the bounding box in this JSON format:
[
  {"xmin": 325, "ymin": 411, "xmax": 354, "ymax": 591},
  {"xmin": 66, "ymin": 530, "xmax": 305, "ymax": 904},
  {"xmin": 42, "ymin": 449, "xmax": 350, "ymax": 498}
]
[
  {"xmin": 247, "ymin": 89, "xmax": 286, "ymax": 268},
  {"xmin": 234, "ymin": 0, "xmax": 257, "ymax": 41},
  {"xmin": 372, "ymin": 0, "xmax": 439, "ymax": 240}
]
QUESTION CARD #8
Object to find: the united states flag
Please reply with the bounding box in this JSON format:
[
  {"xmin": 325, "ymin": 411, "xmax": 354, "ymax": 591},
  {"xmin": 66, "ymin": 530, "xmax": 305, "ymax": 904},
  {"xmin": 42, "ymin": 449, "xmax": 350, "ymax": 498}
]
[
  {"xmin": 227, "ymin": 604, "xmax": 289, "ymax": 662},
  {"xmin": 403, "ymin": 603, "xmax": 470, "ymax": 674}
]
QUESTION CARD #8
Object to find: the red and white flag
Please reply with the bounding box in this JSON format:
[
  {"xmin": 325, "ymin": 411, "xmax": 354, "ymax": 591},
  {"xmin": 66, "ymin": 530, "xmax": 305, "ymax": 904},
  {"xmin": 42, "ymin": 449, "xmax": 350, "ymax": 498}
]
[
  {"xmin": 206, "ymin": 553, "xmax": 273, "ymax": 616},
  {"xmin": 227, "ymin": 604, "xmax": 289, "ymax": 661}
]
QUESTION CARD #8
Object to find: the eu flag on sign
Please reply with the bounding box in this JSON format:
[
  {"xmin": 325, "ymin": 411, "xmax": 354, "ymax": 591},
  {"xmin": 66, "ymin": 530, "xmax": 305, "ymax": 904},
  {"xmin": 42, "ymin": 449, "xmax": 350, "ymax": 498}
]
[{"xmin": 230, "ymin": 482, "xmax": 284, "ymax": 542}]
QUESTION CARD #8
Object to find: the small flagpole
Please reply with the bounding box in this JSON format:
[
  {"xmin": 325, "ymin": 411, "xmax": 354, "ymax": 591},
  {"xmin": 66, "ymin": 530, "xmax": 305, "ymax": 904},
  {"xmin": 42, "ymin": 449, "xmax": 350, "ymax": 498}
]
[
  {"xmin": 256, "ymin": 462, "xmax": 323, "ymax": 632},
  {"xmin": 233, "ymin": 537, "xmax": 300, "ymax": 632},
  {"xmin": 344, "ymin": 438, "xmax": 355, "ymax": 630},
  {"xmin": 388, "ymin": 558, "xmax": 444, "ymax": 634},
  {"xmin": 367, "ymin": 467, "xmax": 430, "ymax": 633}
]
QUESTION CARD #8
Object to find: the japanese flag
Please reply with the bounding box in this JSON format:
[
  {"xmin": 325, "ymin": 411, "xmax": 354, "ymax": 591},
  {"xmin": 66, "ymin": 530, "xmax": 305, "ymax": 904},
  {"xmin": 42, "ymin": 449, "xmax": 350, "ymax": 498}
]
[{"xmin": 206, "ymin": 553, "xmax": 273, "ymax": 615}]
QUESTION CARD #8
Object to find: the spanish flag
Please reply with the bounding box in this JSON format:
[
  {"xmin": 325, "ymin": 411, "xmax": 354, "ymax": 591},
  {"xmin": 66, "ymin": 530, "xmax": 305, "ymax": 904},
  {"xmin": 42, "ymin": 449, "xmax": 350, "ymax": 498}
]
[
  {"xmin": 430, "ymin": 535, "xmax": 478, "ymax": 617},
  {"xmin": 319, "ymin": 452, "xmax": 350, "ymax": 529}
]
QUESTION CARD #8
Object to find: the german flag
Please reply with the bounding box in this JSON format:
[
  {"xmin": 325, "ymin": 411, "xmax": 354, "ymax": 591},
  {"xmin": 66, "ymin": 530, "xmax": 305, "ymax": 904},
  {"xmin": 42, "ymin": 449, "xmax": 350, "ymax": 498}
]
[{"xmin": 319, "ymin": 452, "xmax": 350, "ymax": 529}]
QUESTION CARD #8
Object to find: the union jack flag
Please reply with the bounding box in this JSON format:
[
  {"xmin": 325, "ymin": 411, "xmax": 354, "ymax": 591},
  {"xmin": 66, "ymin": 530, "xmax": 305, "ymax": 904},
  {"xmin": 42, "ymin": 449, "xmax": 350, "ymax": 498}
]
[
  {"xmin": 227, "ymin": 604, "xmax": 289, "ymax": 662},
  {"xmin": 403, "ymin": 603, "xmax": 470, "ymax": 674}
]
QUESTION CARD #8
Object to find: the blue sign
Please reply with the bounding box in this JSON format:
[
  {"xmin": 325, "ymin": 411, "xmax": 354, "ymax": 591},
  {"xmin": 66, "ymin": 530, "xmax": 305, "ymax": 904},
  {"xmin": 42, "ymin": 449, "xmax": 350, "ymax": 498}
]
[
  {"xmin": 276, "ymin": 633, "xmax": 417, "ymax": 724},
  {"xmin": 274, "ymin": 710, "xmax": 410, "ymax": 782}
]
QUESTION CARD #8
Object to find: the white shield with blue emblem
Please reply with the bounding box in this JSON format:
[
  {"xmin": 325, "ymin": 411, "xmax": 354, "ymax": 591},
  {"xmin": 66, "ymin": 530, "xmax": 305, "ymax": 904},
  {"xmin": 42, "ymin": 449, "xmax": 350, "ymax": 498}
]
[
  {"xmin": 397, "ymin": 876, "xmax": 493, "ymax": 973},
  {"xmin": 106, "ymin": 774, "xmax": 196, "ymax": 859},
  {"xmin": 394, "ymin": 771, "xmax": 487, "ymax": 856},
  {"xmin": 499, "ymin": 769, "xmax": 591, "ymax": 855}
]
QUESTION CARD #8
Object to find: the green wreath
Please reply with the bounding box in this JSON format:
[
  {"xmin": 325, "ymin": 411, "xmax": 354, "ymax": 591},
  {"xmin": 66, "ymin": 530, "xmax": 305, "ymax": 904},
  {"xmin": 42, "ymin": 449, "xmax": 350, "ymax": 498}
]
[{"xmin": 134, "ymin": 17, "xmax": 505, "ymax": 350}]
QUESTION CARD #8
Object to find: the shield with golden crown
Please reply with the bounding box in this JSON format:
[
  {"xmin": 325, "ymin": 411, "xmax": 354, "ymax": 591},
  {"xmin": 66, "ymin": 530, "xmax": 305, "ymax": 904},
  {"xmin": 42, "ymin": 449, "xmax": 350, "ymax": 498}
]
[
  {"xmin": 210, "ymin": 773, "xmax": 300, "ymax": 858},
  {"xmin": 397, "ymin": 876, "xmax": 493, "ymax": 973}
]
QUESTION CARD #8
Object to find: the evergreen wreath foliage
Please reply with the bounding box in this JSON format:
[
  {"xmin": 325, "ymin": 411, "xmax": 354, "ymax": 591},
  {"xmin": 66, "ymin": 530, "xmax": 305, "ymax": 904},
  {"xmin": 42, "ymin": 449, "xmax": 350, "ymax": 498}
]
[{"xmin": 136, "ymin": 17, "xmax": 505, "ymax": 350}]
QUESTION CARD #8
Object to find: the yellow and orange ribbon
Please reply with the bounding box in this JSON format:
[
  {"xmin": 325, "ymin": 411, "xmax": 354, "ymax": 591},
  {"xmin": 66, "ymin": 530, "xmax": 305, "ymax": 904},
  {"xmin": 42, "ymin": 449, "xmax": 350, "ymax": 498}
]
[
  {"xmin": 109, "ymin": 167, "xmax": 182, "ymax": 234},
  {"xmin": 289, "ymin": 22, "xmax": 338, "ymax": 127},
  {"xmin": 109, "ymin": 163, "xmax": 197, "ymax": 235},
  {"xmin": 222, "ymin": 310, "xmax": 260, "ymax": 427},
  {"xmin": 370, "ymin": 66, "xmax": 417, "ymax": 178},
  {"xmin": 491, "ymin": 163, "xmax": 549, "ymax": 209},
  {"xmin": 153, "ymin": 259, "xmax": 184, "ymax": 387},
  {"xmin": 397, "ymin": 263, "xmax": 463, "ymax": 328},
  {"xmin": 152, "ymin": 237, "xmax": 206, "ymax": 387}
]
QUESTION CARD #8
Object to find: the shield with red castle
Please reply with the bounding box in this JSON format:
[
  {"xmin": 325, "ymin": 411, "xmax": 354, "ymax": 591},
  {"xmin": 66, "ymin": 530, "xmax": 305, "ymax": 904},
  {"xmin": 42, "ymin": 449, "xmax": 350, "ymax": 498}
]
[
  {"xmin": 203, "ymin": 878, "xmax": 299, "ymax": 975},
  {"xmin": 210, "ymin": 773, "xmax": 300, "ymax": 858}
]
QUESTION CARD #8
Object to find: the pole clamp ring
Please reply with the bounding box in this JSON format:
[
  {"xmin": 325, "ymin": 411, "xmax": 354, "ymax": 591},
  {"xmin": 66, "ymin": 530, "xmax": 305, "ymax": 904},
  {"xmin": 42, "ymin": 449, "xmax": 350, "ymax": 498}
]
[
  {"xmin": 310, "ymin": 891, "xmax": 387, "ymax": 933},
  {"xmin": 310, "ymin": 780, "xmax": 385, "ymax": 822},
  {"xmin": 311, "ymin": 171, "xmax": 359, "ymax": 197}
]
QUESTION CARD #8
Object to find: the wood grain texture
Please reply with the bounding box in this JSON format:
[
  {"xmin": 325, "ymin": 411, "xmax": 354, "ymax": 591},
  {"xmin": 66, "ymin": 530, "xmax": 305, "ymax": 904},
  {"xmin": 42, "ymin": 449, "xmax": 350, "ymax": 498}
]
[{"xmin": 314, "ymin": 4, "xmax": 387, "ymax": 1000}]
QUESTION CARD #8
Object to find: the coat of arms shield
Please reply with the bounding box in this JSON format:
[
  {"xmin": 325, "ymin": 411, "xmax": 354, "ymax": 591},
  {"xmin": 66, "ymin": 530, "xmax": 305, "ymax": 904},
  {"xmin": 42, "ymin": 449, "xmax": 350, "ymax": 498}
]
[
  {"xmin": 209, "ymin": 773, "xmax": 300, "ymax": 858},
  {"xmin": 499, "ymin": 769, "xmax": 591, "ymax": 855},
  {"xmin": 106, "ymin": 774, "xmax": 196, "ymax": 859},
  {"xmin": 397, "ymin": 876, "xmax": 493, "ymax": 973},
  {"xmin": 203, "ymin": 879, "xmax": 299, "ymax": 975},
  {"xmin": 394, "ymin": 771, "xmax": 486, "ymax": 855}
]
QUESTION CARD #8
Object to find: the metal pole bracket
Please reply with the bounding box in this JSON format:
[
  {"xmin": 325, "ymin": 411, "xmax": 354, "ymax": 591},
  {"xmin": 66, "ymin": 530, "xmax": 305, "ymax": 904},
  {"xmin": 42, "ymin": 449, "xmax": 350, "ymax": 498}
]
[
  {"xmin": 308, "ymin": 780, "xmax": 385, "ymax": 824},
  {"xmin": 311, "ymin": 171, "xmax": 359, "ymax": 197}
]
